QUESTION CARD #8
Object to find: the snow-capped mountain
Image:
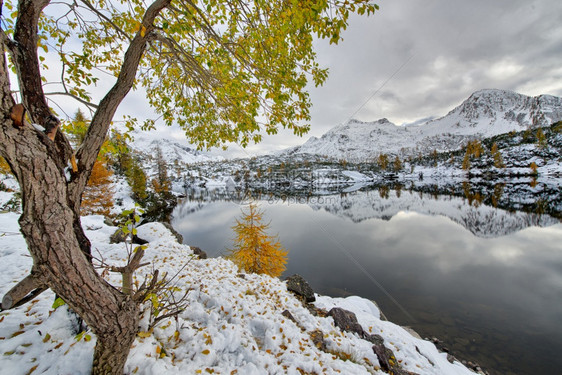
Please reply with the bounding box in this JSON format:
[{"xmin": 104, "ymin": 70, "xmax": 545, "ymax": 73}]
[
  {"xmin": 287, "ymin": 89, "xmax": 562, "ymax": 161},
  {"xmin": 130, "ymin": 130, "xmax": 221, "ymax": 165}
]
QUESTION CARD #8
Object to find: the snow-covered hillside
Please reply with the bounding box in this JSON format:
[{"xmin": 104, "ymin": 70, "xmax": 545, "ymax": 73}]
[{"xmin": 288, "ymin": 89, "xmax": 562, "ymax": 161}]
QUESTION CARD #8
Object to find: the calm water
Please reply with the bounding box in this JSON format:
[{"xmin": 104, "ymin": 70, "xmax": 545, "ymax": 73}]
[{"xmin": 171, "ymin": 189, "xmax": 562, "ymax": 375}]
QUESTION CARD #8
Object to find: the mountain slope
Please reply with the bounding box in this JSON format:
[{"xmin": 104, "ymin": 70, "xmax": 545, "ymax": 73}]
[
  {"xmin": 287, "ymin": 89, "xmax": 562, "ymax": 161},
  {"xmin": 130, "ymin": 131, "xmax": 220, "ymax": 165}
]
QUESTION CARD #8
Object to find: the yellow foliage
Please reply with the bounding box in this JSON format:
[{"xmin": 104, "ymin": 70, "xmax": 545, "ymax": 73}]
[
  {"xmin": 228, "ymin": 202, "xmax": 288, "ymax": 277},
  {"xmin": 491, "ymin": 142, "xmax": 505, "ymax": 168},
  {"xmin": 0, "ymin": 156, "xmax": 11, "ymax": 175},
  {"xmin": 81, "ymin": 159, "xmax": 114, "ymax": 216}
]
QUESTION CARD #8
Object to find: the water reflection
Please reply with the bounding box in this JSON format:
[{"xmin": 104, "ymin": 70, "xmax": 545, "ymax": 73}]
[{"xmin": 172, "ymin": 188, "xmax": 562, "ymax": 375}]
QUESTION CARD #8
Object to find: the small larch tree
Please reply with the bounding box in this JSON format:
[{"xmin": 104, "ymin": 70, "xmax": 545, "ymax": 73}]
[
  {"xmin": 81, "ymin": 158, "xmax": 115, "ymax": 216},
  {"xmin": 393, "ymin": 155, "xmax": 402, "ymax": 172},
  {"xmin": 536, "ymin": 127, "xmax": 547, "ymax": 149},
  {"xmin": 0, "ymin": 0, "xmax": 378, "ymax": 373},
  {"xmin": 228, "ymin": 202, "xmax": 288, "ymax": 278},
  {"xmin": 491, "ymin": 142, "xmax": 505, "ymax": 168},
  {"xmin": 377, "ymin": 153, "xmax": 389, "ymax": 171}
]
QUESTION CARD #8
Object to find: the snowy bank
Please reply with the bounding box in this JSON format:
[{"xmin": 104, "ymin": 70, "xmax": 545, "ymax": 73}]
[{"xmin": 0, "ymin": 213, "xmax": 475, "ymax": 374}]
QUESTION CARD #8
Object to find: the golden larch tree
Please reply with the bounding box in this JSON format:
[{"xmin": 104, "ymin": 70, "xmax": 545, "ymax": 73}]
[
  {"xmin": 81, "ymin": 158, "xmax": 115, "ymax": 216},
  {"xmin": 229, "ymin": 202, "xmax": 288, "ymax": 277}
]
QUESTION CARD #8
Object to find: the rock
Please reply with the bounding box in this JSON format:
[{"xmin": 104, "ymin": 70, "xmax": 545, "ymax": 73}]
[
  {"xmin": 109, "ymin": 229, "xmax": 148, "ymax": 245},
  {"xmin": 281, "ymin": 309, "xmax": 304, "ymax": 331},
  {"xmin": 191, "ymin": 246, "xmax": 207, "ymax": 259},
  {"xmin": 365, "ymin": 333, "xmax": 385, "ymax": 346},
  {"xmin": 109, "ymin": 229, "xmax": 127, "ymax": 244},
  {"xmin": 281, "ymin": 309, "xmax": 297, "ymax": 324},
  {"xmin": 103, "ymin": 217, "xmax": 116, "ymax": 227},
  {"xmin": 285, "ymin": 274, "xmax": 315, "ymax": 303},
  {"xmin": 372, "ymin": 343, "xmax": 396, "ymax": 372},
  {"xmin": 373, "ymin": 342, "xmax": 420, "ymax": 375},
  {"xmin": 132, "ymin": 235, "xmax": 148, "ymax": 245},
  {"xmin": 161, "ymin": 222, "xmax": 183, "ymax": 244},
  {"xmin": 309, "ymin": 329, "xmax": 327, "ymax": 351},
  {"xmin": 327, "ymin": 307, "xmax": 365, "ymax": 337},
  {"xmin": 306, "ymin": 305, "xmax": 328, "ymax": 317}
]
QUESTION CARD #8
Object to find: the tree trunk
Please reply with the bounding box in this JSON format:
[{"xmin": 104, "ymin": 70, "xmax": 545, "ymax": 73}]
[
  {"xmin": 1, "ymin": 27, "xmax": 138, "ymax": 375},
  {"xmin": 6, "ymin": 122, "xmax": 139, "ymax": 374},
  {"xmin": 1, "ymin": 1, "xmax": 173, "ymax": 372}
]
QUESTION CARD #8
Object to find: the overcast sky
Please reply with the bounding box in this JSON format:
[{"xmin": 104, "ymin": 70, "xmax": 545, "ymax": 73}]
[
  {"xmin": 195, "ymin": 0, "xmax": 562, "ymax": 157},
  {"xmin": 47, "ymin": 0, "xmax": 562, "ymax": 158}
]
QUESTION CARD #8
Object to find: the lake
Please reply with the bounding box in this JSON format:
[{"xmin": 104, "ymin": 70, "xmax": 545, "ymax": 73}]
[{"xmin": 171, "ymin": 187, "xmax": 562, "ymax": 375}]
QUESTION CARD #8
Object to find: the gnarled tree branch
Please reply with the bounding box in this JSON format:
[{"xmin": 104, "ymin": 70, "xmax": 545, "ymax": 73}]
[
  {"xmin": 11, "ymin": 0, "xmax": 75, "ymax": 169},
  {"xmin": 12, "ymin": 0, "xmax": 52, "ymax": 127},
  {"xmin": 70, "ymin": 0, "xmax": 172, "ymax": 209},
  {"xmin": 1, "ymin": 273, "xmax": 46, "ymax": 310}
]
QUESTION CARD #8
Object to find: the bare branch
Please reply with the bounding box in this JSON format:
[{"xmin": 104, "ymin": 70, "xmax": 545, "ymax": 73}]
[
  {"xmin": 78, "ymin": 0, "xmax": 132, "ymax": 42},
  {"xmin": 45, "ymin": 91, "xmax": 99, "ymax": 109}
]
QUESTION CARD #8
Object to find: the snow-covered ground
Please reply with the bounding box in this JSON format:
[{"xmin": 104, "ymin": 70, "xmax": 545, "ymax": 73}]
[{"xmin": 0, "ymin": 213, "xmax": 475, "ymax": 374}]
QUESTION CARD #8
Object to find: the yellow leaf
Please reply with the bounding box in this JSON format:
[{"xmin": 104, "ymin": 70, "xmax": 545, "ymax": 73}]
[
  {"xmin": 201, "ymin": 349, "xmax": 210, "ymax": 355},
  {"xmin": 140, "ymin": 25, "xmax": 147, "ymax": 38},
  {"xmin": 138, "ymin": 331, "xmax": 151, "ymax": 338}
]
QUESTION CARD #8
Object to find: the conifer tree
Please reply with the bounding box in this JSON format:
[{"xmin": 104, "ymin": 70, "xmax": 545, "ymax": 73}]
[
  {"xmin": 127, "ymin": 157, "xmax": 148, "ymax": 202},
  {"xmin": 65, "ymin": 110, "xmax": 115, "ymax": 215},
  {"xmin": 530, "ymin": 162, "xmax": 538, "ymax": 175},
  {"xmin": 536, "ymin": 127, "xmax": 547, "ymax": 149},
  {"xmin": 491, "ymin": 142, "xmax": 505, "ymax": 168},
  {"xmin": 152, "ymin": 146, "xmax": 172, "ymax": 194},
  {"xmin": 378, "ymin": 153, "xmax": 389, "ymax": 171},
  {"xmin": 62, "ymin": 108, "xmax": 89, "ymax": 145},
  {"xmin": 393, "ymin": 156, "xmax": 402, "ymax": 172},
  {"xmin": 82, "ymin": 159, "xmax": 115, "ymax": 216},
  {"xmin": 228, "ymin": 202, "xmax": 288, "ymax": 277}
]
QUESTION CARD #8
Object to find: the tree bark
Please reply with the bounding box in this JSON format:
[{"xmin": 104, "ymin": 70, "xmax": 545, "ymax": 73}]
[{"xmin": 0, "ymin": 0, "xmax": 171, "ymax": 373}]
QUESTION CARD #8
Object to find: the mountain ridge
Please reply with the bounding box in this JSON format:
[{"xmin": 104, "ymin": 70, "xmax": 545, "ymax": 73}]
[{"xmin": 285, "ymin": 89, "xmax": 562, "ymax": 161}]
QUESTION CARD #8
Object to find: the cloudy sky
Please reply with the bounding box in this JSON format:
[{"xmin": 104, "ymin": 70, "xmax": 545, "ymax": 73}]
[
  {"xmin": 198, "ymin": 0, "xmax": 562, "ymax": 157},
  {"xmin": 41, "ymin": 0, "xmax": 562, "ymax": 157}
]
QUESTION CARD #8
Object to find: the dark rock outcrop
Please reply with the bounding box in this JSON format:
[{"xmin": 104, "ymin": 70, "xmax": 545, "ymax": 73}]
[
  {"xmin": 109, "ymin": 229, "xmax": 148, "ymax": 245},
  {"xmin": 327, "ymin": 307, "xmax": 365, "ymax": 337},
  {"xmin": 285, "ymin": 274, "xmax": 315, "ymax": 302}
]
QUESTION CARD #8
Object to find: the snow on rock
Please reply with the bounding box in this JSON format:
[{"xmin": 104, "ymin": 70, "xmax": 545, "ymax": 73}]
[{"xmin": 0, "ymin": 213, "xmax": 475, "ymax": 374}]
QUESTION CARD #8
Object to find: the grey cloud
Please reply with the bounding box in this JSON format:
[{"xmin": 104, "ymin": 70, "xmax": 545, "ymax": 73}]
[{"xmin": 303, "ymin": 0, "xmax": 562, "ymax": 136}]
